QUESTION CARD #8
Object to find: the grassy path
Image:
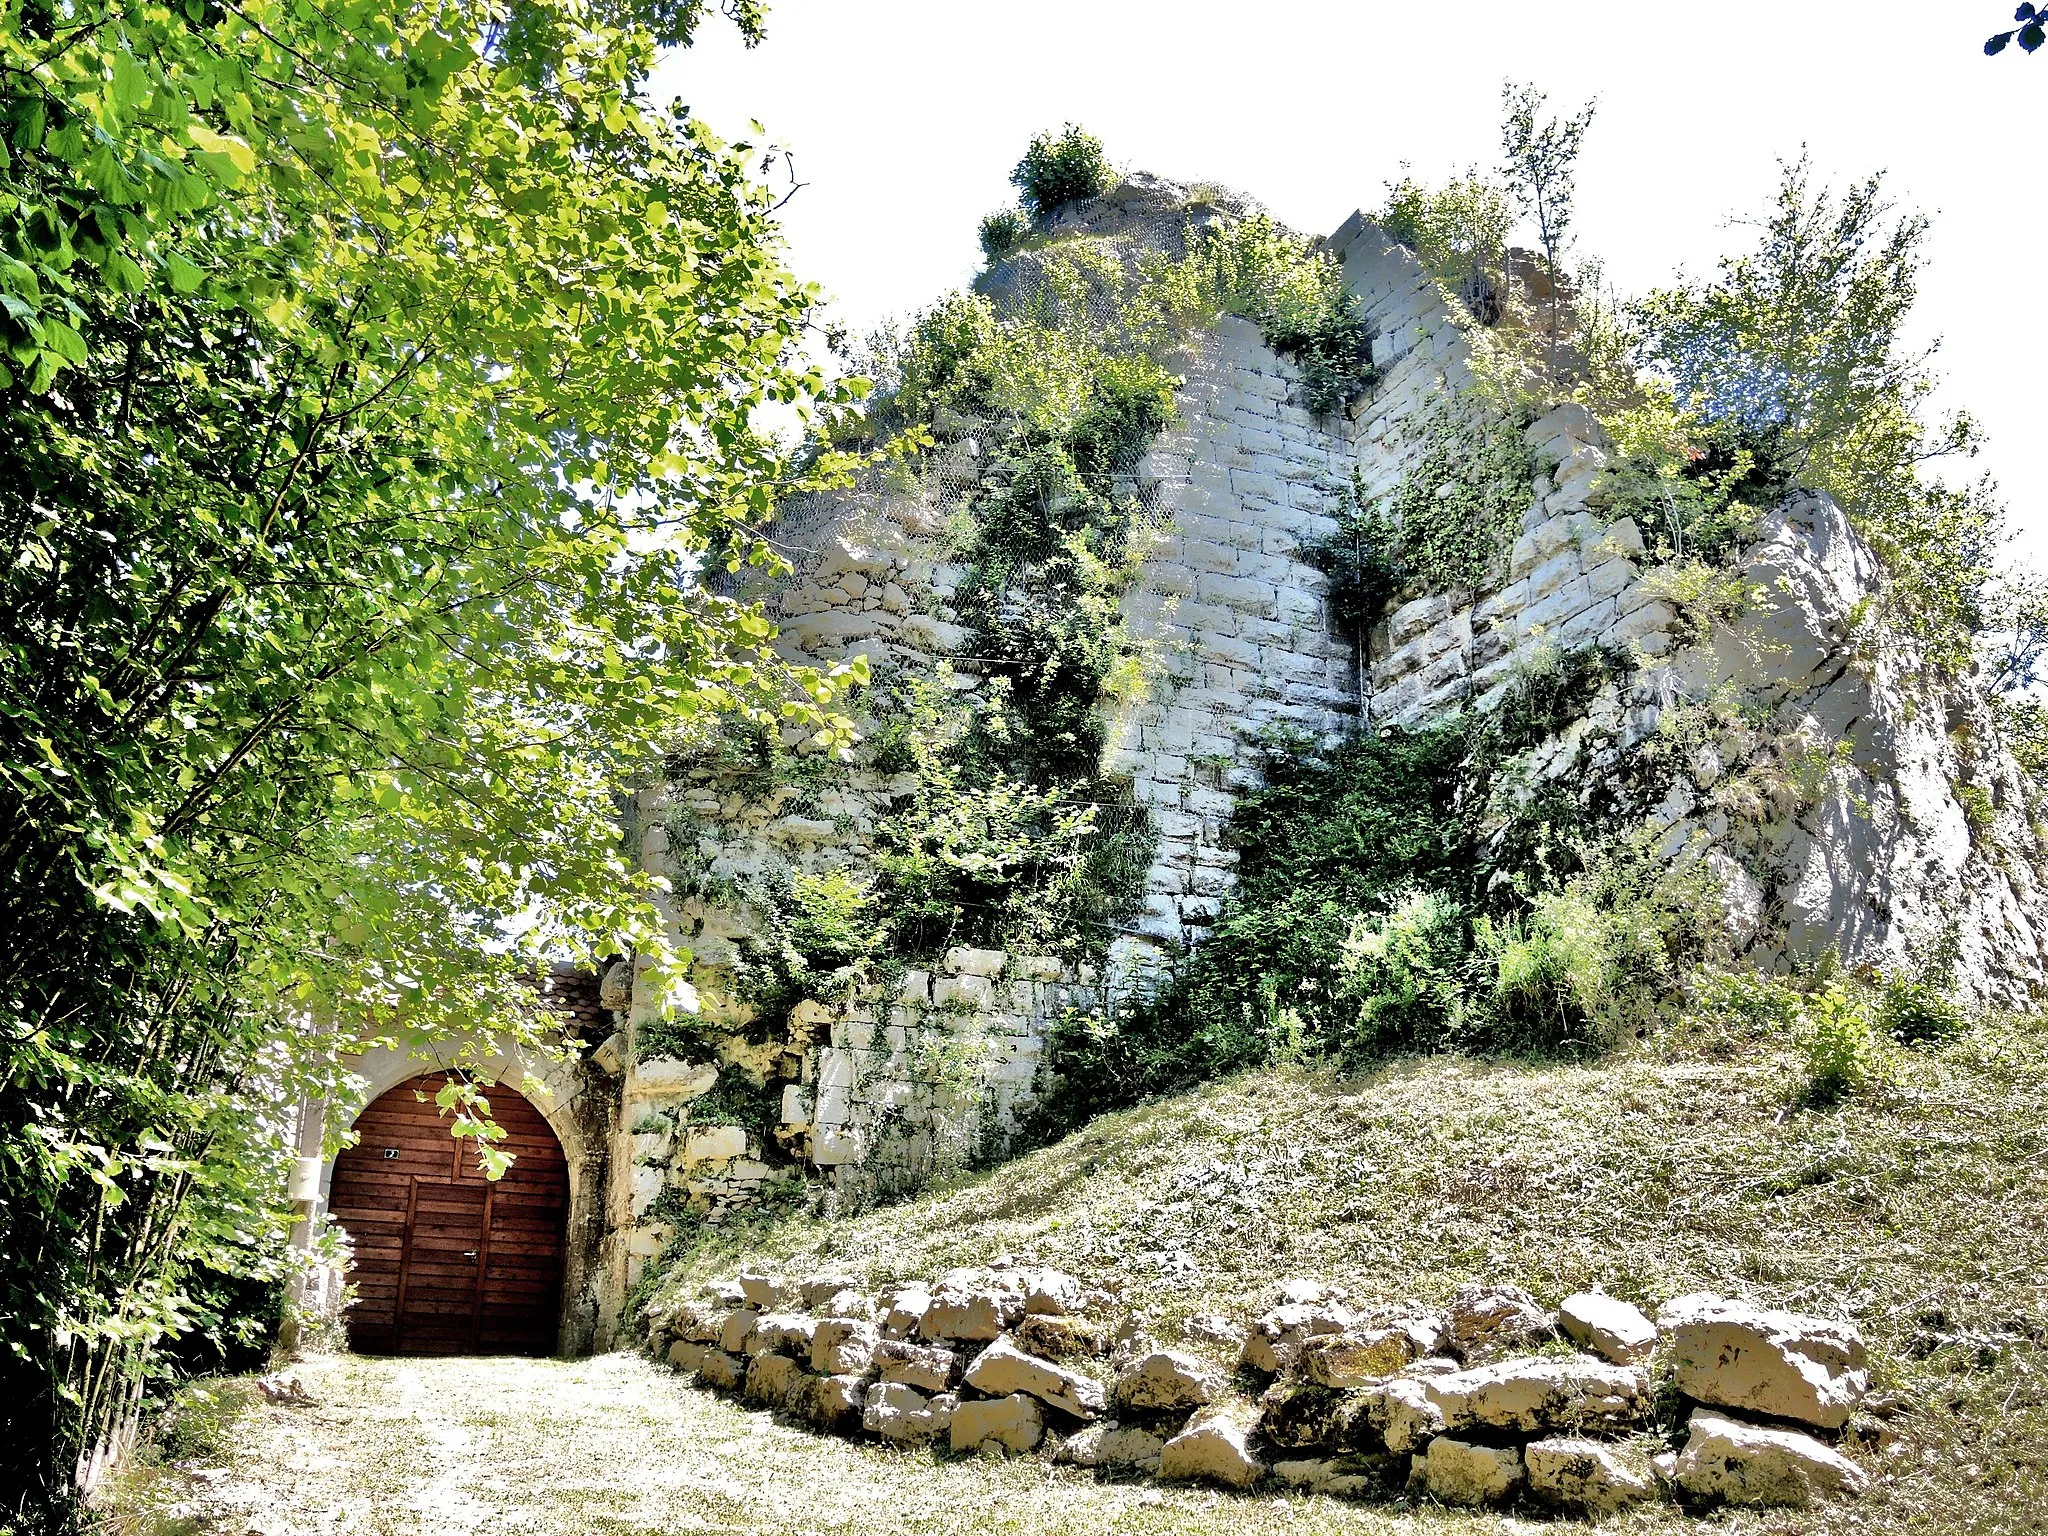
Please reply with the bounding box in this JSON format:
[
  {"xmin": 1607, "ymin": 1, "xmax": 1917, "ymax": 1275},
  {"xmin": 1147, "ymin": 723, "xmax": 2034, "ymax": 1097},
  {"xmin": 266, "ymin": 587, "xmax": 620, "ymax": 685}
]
[{"xmin": 102, "ymin": 1350, "xmax": 1576, "ymax": 1536}]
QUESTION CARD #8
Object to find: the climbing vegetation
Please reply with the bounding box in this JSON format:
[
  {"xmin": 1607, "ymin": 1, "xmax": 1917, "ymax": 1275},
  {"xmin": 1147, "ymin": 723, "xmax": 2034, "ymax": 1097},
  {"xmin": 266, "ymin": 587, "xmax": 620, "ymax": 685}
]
[
  {"xmin": 1032, "ymin": 645, "xmax": 1727, "ymax": 1128},
  {"xmin": 786, "ymin": 151, "xmax": 1389, "ymax": 969}
]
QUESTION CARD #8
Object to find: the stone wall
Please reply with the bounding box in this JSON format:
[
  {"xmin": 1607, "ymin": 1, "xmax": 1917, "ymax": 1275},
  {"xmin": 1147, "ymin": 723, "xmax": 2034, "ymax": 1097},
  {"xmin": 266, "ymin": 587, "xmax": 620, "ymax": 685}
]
[{"xmin": 612, "ymin": 191, "xmax": 2047, "ymax": 1268}]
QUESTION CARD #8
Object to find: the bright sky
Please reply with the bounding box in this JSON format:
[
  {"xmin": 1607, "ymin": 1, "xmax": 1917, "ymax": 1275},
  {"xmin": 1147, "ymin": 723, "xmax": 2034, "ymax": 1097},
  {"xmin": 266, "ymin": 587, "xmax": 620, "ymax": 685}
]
[{"xmin": 655, "ymin": 1, "xmax": 2046, "ymax": 562}]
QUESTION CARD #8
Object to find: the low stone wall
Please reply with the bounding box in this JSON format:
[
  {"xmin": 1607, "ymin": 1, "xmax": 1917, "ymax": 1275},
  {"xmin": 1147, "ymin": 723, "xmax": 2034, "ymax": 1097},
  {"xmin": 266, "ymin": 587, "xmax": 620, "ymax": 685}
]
[{"xmin": 642, "ymin": 1260, "xmax": 1879, "ymax": 1515}]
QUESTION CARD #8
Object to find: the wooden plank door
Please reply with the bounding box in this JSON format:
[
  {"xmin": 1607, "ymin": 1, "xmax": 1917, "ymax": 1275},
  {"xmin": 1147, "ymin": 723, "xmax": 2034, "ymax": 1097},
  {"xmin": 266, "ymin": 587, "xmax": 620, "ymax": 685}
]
[{"xmin": 329, "ymin": 1072, "xmax": 567, "ymax": 1356}]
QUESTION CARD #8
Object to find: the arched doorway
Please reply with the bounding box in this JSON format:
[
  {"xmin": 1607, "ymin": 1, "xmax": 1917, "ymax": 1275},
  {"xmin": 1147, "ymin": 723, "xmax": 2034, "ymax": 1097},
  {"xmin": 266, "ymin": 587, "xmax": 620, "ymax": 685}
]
[{"xmin": 328, "ymin": 1073, "xmax": 569, "ymax": 1355}]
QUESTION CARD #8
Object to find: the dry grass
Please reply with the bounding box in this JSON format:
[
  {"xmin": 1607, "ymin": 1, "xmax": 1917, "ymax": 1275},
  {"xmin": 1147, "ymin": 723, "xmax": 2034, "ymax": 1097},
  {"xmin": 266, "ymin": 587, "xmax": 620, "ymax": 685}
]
[
  {"xmin": 651, "ymin": 1014, "xmax": 2048, "ymax": 1535},
  {"xmin": 100, "ymin": 1017, "xmax": 2048, "ymax": 1534},
  {"xmin": 100, "ymin": 1350, "xmax": 1557, "ymax": 1536}
]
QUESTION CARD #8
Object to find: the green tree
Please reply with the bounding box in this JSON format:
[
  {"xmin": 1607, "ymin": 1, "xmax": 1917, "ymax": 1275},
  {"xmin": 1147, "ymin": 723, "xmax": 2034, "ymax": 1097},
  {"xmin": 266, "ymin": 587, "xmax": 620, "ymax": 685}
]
[
  {"xmin": 0, "ymin": 0, "xmax": 863, "ymax": 1522},
  {"xmin": 1499, "ymin": 81, "xmax": 1596, "ymax": 376},
  {"xmin": 1636, "ymin": 160, "xmax": 1998, "ymax": 666}
]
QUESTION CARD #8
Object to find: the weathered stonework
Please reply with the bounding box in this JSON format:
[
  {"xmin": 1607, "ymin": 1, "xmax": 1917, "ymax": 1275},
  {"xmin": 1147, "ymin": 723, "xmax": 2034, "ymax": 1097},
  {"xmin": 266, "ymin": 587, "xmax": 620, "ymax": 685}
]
[{"xmin": 601, "ymin": 177, "xmax": 2045, "ymax": 1279}]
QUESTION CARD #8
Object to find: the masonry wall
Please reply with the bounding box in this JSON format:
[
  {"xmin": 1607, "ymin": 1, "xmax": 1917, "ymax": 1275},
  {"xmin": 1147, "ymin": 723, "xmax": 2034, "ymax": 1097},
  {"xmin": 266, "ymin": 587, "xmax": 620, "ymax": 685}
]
[{"xmin": 608, "ymin": 199, "xmax": 2047, "ymax": 1285}]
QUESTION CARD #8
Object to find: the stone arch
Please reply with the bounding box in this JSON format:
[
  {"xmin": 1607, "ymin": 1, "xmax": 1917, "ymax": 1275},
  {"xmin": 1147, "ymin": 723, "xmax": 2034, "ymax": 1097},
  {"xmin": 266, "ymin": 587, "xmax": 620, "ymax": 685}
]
[{"xmin": 320, "ymin": 1036, "xmax": 616, "ymax": 1356}]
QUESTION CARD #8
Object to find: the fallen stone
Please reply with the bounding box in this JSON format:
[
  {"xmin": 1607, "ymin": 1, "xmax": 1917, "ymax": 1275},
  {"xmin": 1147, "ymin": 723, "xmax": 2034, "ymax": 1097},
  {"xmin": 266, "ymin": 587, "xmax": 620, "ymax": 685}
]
[
  {"xmin": 1423, "ymin": 1437, "xmax": 1524, "ymax": 1505},
  {"xmin": 877, "ymin": 1285, "xmax": 932, "ymax": 1339},
  {"xmin": 1362, "ymin": 1377, "xmax": 1446, "ymax": 1453},
  {"xmin": 962, "ymin": 1335, "xmax": 1105, "ymax": 1419},
  {"xmin": 737, "ymin": 1271, "xmax": 794, "ymax": 1309},
  {"xmin": 800, "ymin": 1274, "xmax": 863, "ymax": 1309},
  {"xmin": 1158, "ymin": 1402, "xmax": 1265, "ymax": 1489},
  {"xmin": 1024, "ymin": 1267, "xmax": 1083, "ymax": 1316},
  {"xmin": 666, "ymin": 1301, "xmax": 724, "ymax": 1345},
  {"xmin": 695, "ymin": 1349, "xmax": 745, "ymax": 1392},
  {"xmin": 1258, "ymin": 1381, "xmax": 1353, "ymax": 1450},
  {"xmin": 717, "ymin": 1309, "xmax": 759, "ymax": 1356},
  {"xmin": 1660, "ymin": 1294, "xmax": 1868, "ymax": 1429},
  {"xmin": 807, "ymin": 1374, "xmax": 867, "ymax": 1433},
  {"xmin": 810, "ymin": 1317, "xmax": 879, "ymax": 1377},
  {"xmin": 1441, "ymin": 1283, "xmax": 1552, "ymax": 1361},
  {"xmin": 1182, "ymin": 1312, "xmax": 1240, "ymax": 1346},
  {"xmin": 1423, "ymin": 1355, "xmax": 1651, "ymax": 1434},
  {"xmin": 1673, "ymin": 1410, "xmax": 1870, "ymax": 1505},
  {"xmin": 1270, "ymin": 1455, "xmax": 1398, "ymax": 1498},
  {"xmin": 950, "ymin": 1392, "xmax": 1044, "ymax": 1456},
  {"xmin": 921, "ymin": 1286, "xmax": 1015, "ymax": 1342},
  {"xmin": 1013, "ymin": 1314, "xmax": 1103, "ymax": 1361},
  {"xmin": 1559, "ymin": 1292, "xmax": 1658, "ymax": 1364},
  {"xmin": 1525, "ymin": 1436, "xmax": 1656, "ymax": 1513},
  {"xmin": 875, "ymin": 1338, "xmax": 961, "ymax": 1393},
  {"xmin": 1300, "ymin": 1318, "xmax": 1437, "ymax": 1388},
  {"xmin": 1241, "ymin": 1301, "xmax": 1354, "ymax": 1374},
  {"xmin": 743, "ymin": 1351, "xmax": 811, "ymax": 1413},
  {"xmin": 749, "ymin": 1312, "xmax": 819, "ymax": 1358},
  {"xmin": 666, "ymin": 1339, "xmax": 709, "ymax": 1373},
  {"xmin": 1112, "ymin": 1349, "xmax": 1222, "ymax": 1412},
  {"xmin": 862, "ymin": 1382, "xmax": 957, "ymax": 1444},
  {"xmin": 1054, "ymin": 1421, "xmax": 1167, "ymax": 1472}
]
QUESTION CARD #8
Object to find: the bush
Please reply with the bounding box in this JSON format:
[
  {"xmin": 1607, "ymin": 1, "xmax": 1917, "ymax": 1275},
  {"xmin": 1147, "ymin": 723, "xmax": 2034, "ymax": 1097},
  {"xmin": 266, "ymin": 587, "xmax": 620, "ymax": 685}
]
[
  {"xmin": 1876, "ymin": 973, "xmax": 1970, "ymax": 1045},
  {"xmin": 979, "ymin": 208, "xmax": 1028, "ymax": 262},
  {"xmin": 1011, "ymin": 125, "xmax": 1113, "ymax": 220},
  {"xmin": 1799, "ymin": 983, "xmax": 1889, "ymax": 1104},
  {"xmin": 1339, "ymin": 889, "xmax": 1476, "ymax": 1051}
]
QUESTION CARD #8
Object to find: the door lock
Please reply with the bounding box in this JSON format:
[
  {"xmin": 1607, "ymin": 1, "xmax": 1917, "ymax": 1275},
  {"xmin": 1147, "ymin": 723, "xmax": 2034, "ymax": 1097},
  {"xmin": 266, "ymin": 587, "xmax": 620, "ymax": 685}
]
[{"xmin": 462, "ymin": 1250, "xmax": 478, "ymax": 1262}]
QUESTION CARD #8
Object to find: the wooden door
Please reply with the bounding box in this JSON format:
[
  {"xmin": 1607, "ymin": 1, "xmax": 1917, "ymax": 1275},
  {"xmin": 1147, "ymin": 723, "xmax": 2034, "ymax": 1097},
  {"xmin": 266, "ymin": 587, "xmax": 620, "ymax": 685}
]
[{"xmin": 327, "ymin": 1073, "xmax": 568, "ymax": 1356}]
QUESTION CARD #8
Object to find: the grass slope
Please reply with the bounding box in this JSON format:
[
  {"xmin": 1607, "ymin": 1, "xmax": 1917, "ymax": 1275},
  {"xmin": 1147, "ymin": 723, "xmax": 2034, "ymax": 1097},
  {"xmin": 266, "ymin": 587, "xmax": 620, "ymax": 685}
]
[{"xmin": 650, "ymin": 1013, "xmax": 2048, "ymax": 1534}]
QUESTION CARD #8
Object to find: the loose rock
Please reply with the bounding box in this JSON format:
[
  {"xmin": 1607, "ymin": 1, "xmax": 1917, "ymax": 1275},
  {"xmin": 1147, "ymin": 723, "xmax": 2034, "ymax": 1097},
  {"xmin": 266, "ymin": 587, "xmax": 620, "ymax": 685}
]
[
  {"xmin": 1055, "ymin": 1421, "xmax": 1167, "ymax": 1472},
  {"xmin": 743, "ymin": 1352, "xmax": 810, "ymax": 1413},
  {"xmin": 875, "ymin": 1338, "xmax": 961, "ymax": 1393},
  {"xmin": 1441, "ymin": 1283, "xmax": 1552, "ymax": 1361},
  {"xmin": 717, "ymin": 1309, "xmax": 759, "ymax": 1356},
  {"xmin": 737, "ymin": 1272, "xmax": 794, "ymax": 1309},
  {"xmin": 810, "ymin": 1317, "xmax": 878, "ymax": 1377},
  {"xmin": 962, "ymin": 1335, "xmax": 1105, "ymax": 1419},
  {"xmin": 1300, "ymin": 1318, "xmax": 1436, "ymax": 1388},
  {"xmin": 1241, "ymin": 1301, "xmax": 1353, "ymax": 1374},
  {"xmin": 800, "ymin": 1274, "xmax": 862, "ymax": 1309},
  {"xmin": 1363, "ymin": 1377, "xmax": 1446, "ymax": 1453},
  {"xmin": 1422, "ymin": 1437, "xmax": 1525, "ymax": 1505},
  {"xmin": 877, "ymin": 1285, "xmax": 932, "ymax": 1339},
  {"xmin": 1559, "ymin": 1292, "xmax": 1658, "ymax": 1364},
  {"xmin": 921, "ymin": 1285, "xmax": 1015, "ymax": 1342},
  {"xmin": 863, "ymin": 1382, "xmax": 955, "ymax": 1444},
  {"xmin": 807, "ymin": 1374, "xmax": 867, "ymax": 1433},
  {"xmin": 1660, "ymin": 1294, "xmax": 1868, "ymax": 1429},
  {"xmin": 1158, "ymin": 1402, "xmax": 1265, "ymax": 1489},
  {"xmin": 950, "ymin": 1392, "xmax": 1044, "ymax": 1456},
  {"xmin": 1270, "ymin": 1456, "xmax": 1397, "ymax": 1498},
  {"xmin": 1112, "ymin": 1349, "xmax": 1222, "ymax": 1412},
  {"xmin": 1673, "ymin": 1410, "xmax": 1870, "ymax": 1505},
  {"xmin": 1525, "ymin": 1436, "xmax": 1656, "ymax": 1514},
  {"xmin": 695, "ymin": 1349, "xmax": 745, "ymax": 1392},
  {"xmin": 1423, "ymin": 1355, "xmax": 1651, "ymax": 1434}
]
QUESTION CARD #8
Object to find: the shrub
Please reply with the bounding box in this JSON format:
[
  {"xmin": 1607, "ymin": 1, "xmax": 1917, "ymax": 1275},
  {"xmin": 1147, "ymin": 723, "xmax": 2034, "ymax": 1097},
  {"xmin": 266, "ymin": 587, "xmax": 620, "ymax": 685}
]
[
  {"xmin": 1799, "ymin": 983, "xmax": 1889, "ymax": 1104},
  {"xmin": 1011, "ymin": 126, "xmax": 1112, "ymax": 221},
  {"xmin": 1339, "ymin": 889, "xmax": 1476, "ymax": 1051},
  {"xmin": 1876, "ymin": 973, "xmax": 1970, "ymax": 1045},
  {"xmin": 979, "ymin": 208, "xmax": 1028, "ymax": 262}
]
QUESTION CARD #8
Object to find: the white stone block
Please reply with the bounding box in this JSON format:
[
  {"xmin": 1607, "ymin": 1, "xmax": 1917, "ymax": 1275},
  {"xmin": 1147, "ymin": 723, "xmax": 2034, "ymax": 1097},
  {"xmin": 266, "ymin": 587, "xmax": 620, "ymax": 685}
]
[{"xmin": 683, "ymin": 1126, "xmax": 748, "ymax": 1165}]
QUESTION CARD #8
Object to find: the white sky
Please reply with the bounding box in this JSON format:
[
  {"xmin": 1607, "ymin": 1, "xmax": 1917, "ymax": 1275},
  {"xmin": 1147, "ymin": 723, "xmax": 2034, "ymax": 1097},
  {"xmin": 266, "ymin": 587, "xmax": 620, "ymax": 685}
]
[{"xmin": 656, "ymin": 1, "xmax": 2046, "ymax": 562}]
